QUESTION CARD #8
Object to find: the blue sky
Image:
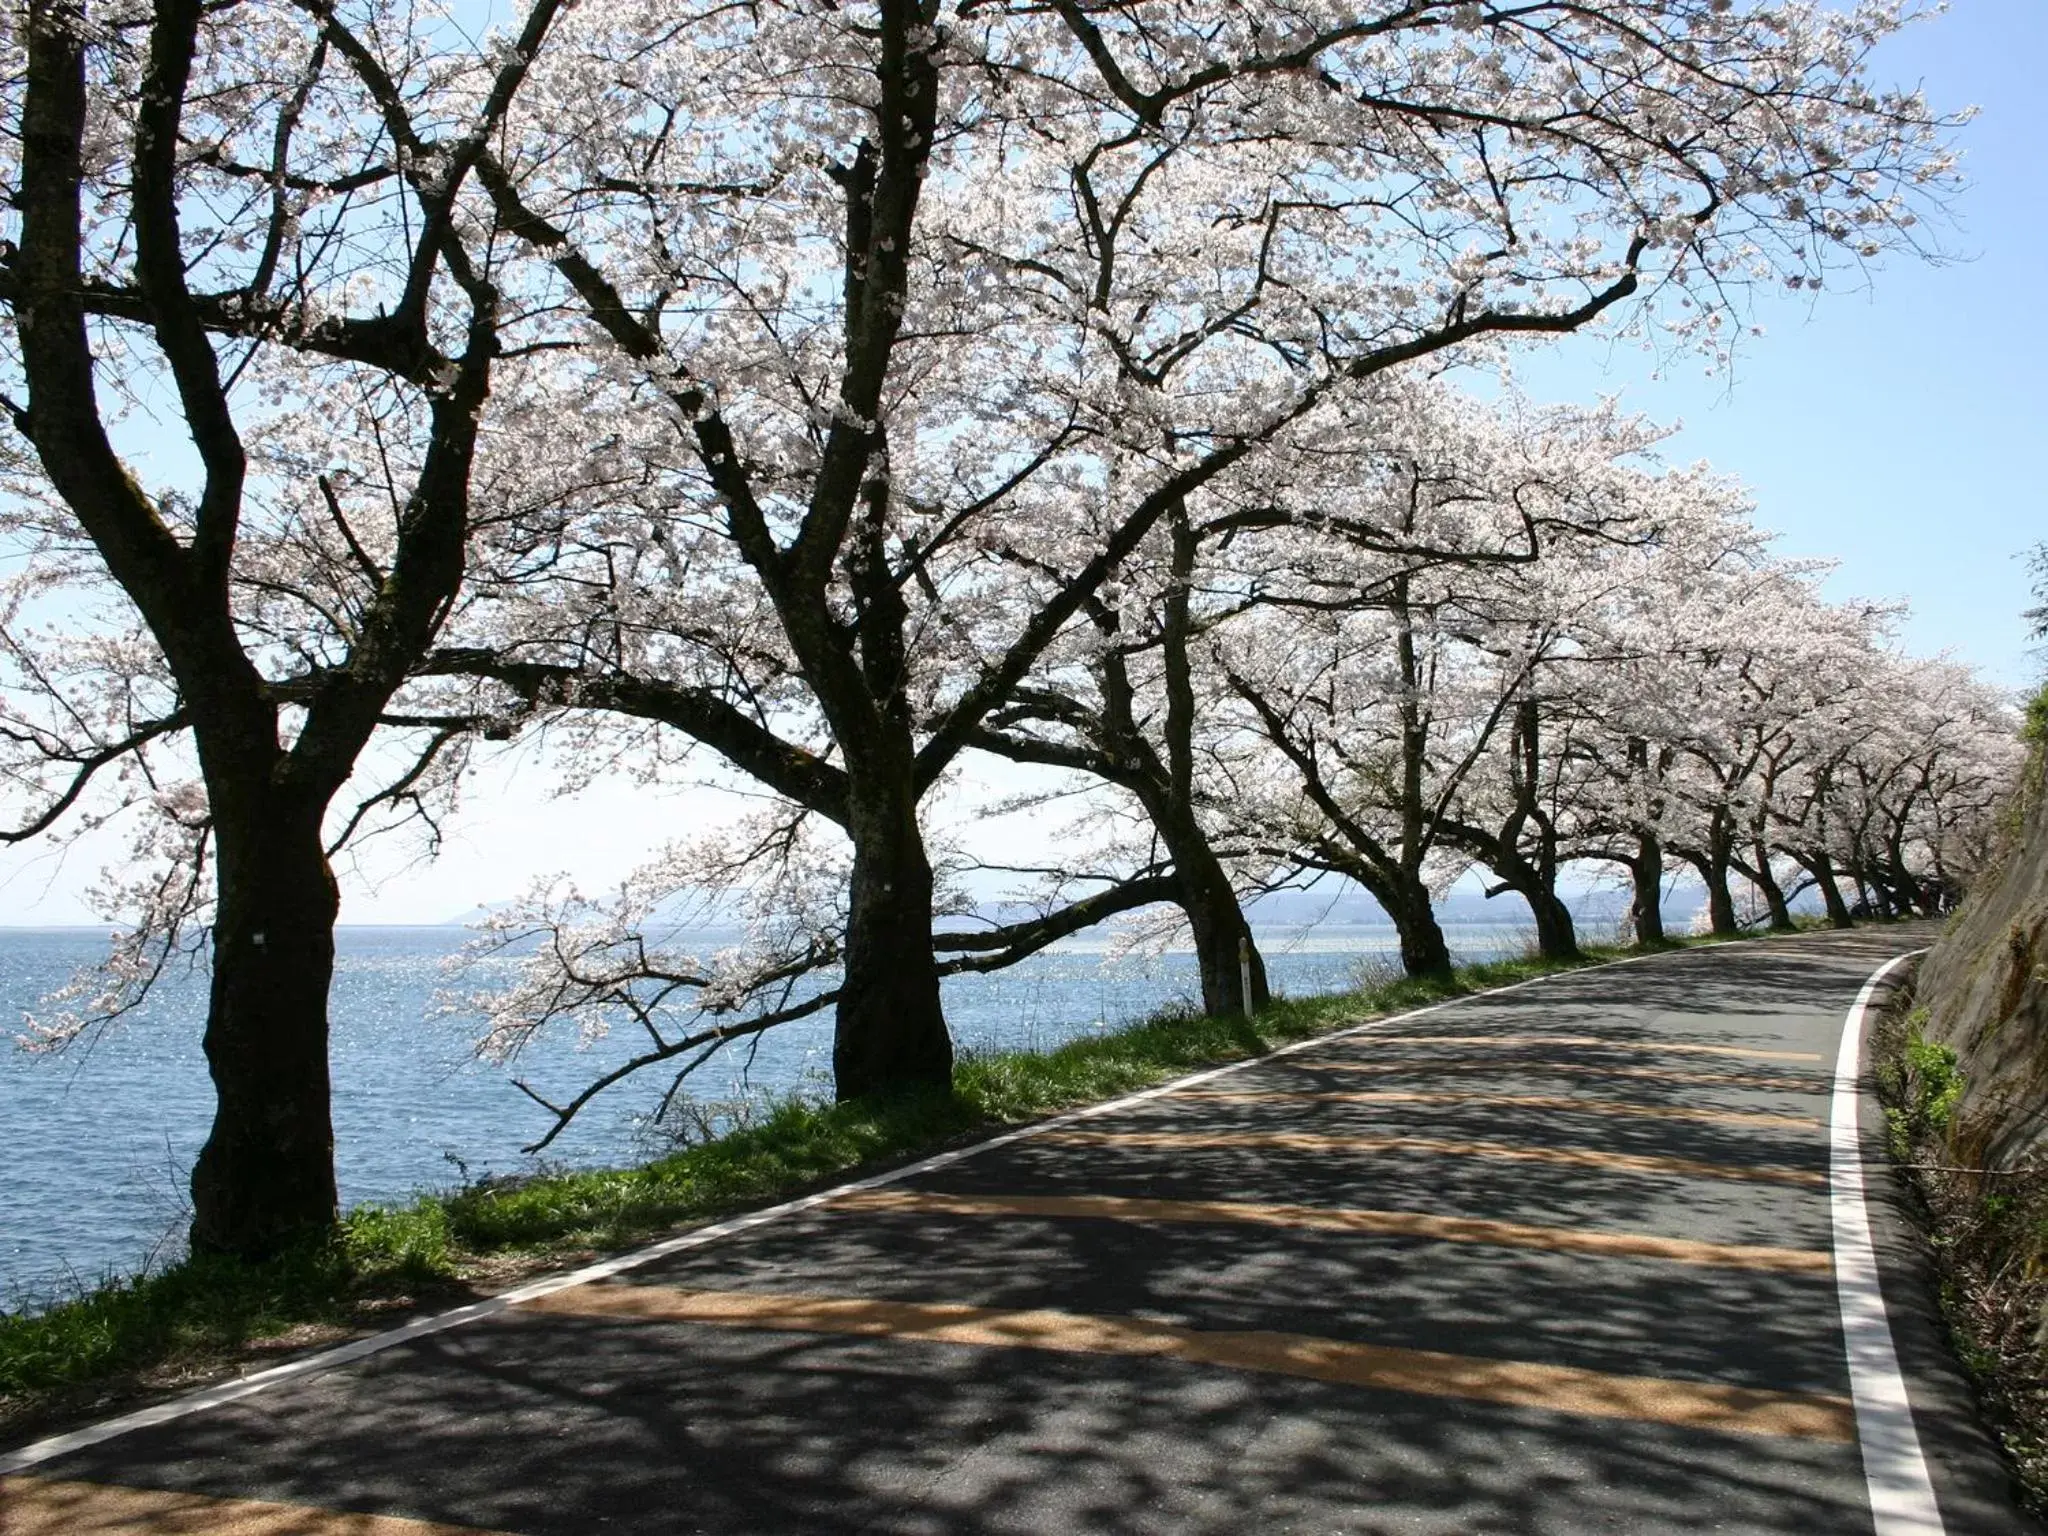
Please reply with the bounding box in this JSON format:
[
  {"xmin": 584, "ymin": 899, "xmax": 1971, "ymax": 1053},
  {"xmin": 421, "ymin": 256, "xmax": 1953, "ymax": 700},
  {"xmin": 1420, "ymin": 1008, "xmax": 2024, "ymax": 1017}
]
[{"xmin": 1514, "ymin": 0, "xmax": 2045, "ymax": 687}]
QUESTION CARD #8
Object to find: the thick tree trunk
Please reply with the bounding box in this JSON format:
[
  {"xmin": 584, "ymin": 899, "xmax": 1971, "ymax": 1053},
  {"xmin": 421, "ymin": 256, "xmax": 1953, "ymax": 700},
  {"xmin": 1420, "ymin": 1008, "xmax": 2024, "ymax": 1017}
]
[
  {"xmin": 1800, "ymin": 850, "xmax": 1854, "ymax": 929},
  {"xmin": 1185, "ymin": 881, "xmax": 1268, "ymax": 1017},
  {"xmin": 1382, "ymin": 879, "xmax": 1453, "ymax": 978},
  {"xmin": 1304, "ymin": 852, "xmax": 1450, "ymax": 980},
  {"xmin": 1628, "ymin": 833, "xmax": 1667, "ymax": 947},
  {"xmin": 834, "ymin": 769, "xmax": 953, "ymax": 1100},
  {"xmin": 1525, "ymin": 885, "xmax": 1582, "ymax": 962},
  {"xmin": 1150, "ymin": 499, "xmax": 1268, "ymax": 1017},
  {"xmin": 1475, "ymin": 847, "xmax": 1581, "ymax": 963},
  {"xmin": 1326, "ymin": 858, "xmax": 1451, "ymax": 980},
  {"xmin": 1749, "ymin": 841, "xmax": 1797, "ymax": 932},
  {"xmin": 188, "ymin": 800, "xmax": 340, "ymax": 1258},
  {"xmin": 1677, "ymin": 806, "xmax": 1744, "ymax": 937},
  {"xmin": 20, "ymin": 0, "xmax": 503, "ymax": 1262},
  {"xmin": 1382, "ymin": 575, "xmax": 1454, "ymax": 982},
  {"xmin": 1703, "ymin": 863, "xmax": 1738, "ymax": 934},
  {"xmin": 1163, "ymin": 821, "xmax": 1269, "ymax": 1016},
  {"xmin": 1677, "ymin": 842, "xmax": 1740, "ymax": 936}
]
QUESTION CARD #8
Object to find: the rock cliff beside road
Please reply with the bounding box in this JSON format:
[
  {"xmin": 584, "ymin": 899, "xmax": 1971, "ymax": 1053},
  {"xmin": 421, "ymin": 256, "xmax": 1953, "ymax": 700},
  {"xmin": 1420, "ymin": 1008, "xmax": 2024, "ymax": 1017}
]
[{"xmin": 1917, "ymin": 702, "xmax": 2048, "ymax": 1167}]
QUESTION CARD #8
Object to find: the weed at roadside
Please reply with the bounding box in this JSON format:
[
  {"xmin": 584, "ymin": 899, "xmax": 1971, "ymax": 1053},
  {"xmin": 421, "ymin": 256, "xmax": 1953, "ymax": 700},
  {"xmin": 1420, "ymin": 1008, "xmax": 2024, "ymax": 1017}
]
[{"xmin": 1873, "ymin": 987, "xmax": 2048, "ymax": 1514}]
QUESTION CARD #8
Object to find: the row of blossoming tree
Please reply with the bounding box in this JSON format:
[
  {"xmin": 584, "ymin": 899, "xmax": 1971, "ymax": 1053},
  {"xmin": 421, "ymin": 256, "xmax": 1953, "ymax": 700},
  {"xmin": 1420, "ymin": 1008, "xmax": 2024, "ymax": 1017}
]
[{"xmin": 0, "ymin": 0, "xmax": 2009, "ymax": 1258}]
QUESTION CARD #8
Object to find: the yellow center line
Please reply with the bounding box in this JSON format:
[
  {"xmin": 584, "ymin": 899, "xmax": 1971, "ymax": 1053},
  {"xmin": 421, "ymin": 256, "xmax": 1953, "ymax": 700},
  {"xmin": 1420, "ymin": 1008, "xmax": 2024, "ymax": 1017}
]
[
  {"xmin": 1347, "ymin": 1035, "xmax": 1823, "ymax": 1063},
  {"xmin": 826, "ymin": 1188, "xmax": 1832, "ymax": 1275},
  {"xmin": 1034, "ymin": 1127, "xmax": 1828, "ymax": 1186},
  {"xmin": 0, "ymin": 1475, "xmax": 508, "ymax": 1536},
  {"xmin": 1168, "ymin": 1088, "xmax": 1818, "ymax": 1129},
  {"xmin": 1303, "ymin": 1060, "xmax": 1825, "ymax": 1093},
  {"xmin": 520, "ymin": 1283, "xmax": 1854, "ymax": 1443}
]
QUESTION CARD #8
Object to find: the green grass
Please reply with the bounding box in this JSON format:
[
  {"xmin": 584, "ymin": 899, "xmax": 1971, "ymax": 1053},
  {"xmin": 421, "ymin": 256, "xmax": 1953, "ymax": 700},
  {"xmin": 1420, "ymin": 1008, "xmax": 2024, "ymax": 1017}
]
[
  {"xmin": 2022, "ymin": 682, "xmax": 2048, "ymax": 750},
  {"xmin": 0, "ymin": 940, "xmax": 1638, "ymax": 1422},
  {"xmin": 1871, "ymin": 984, "xmax": 2048, "ymax": 1516},
  {"xmin": 1878, "ymin": 1005, "xmax": 1966, "ymax": 1161}
]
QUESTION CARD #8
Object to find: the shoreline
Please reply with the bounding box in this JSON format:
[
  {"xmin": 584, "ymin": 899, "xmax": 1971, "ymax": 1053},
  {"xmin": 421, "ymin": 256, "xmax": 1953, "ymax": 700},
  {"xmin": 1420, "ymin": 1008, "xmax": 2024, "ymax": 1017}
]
[{"xmin": 0, "ymin": 924, "xmax": 1844, "ymax": 1454}]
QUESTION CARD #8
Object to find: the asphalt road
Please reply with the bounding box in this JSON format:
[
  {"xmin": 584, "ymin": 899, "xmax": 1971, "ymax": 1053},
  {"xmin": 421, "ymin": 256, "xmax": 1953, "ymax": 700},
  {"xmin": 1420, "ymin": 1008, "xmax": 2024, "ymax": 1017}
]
[{"xmin": 2, "ymin": 927, "xmax": 2036, "ymax": 1534}]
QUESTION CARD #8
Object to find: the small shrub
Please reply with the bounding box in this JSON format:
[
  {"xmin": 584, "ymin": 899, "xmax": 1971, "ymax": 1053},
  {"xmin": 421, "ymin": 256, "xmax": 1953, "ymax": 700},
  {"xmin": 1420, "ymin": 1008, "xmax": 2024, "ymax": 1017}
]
[
  {"xmin": 342, "ymin": 1203, "xmax": 451, "ymax": 1277},
  {"xmin": 1875, "ymin": 986, "xmax": 2048, "ymax": 1514},
  {"xmin": 2022, "ymin": 683, "xmax": 2048, "ymax": 750},
  {"xmin": 1903, "ymin": 1027, "xmax": 1966, "ymax": 1141},
  {"xmin": 1880, "ymin": 1005, "xmax": 1964, "ymax": 1158},
  {"xmin": 1345, "ymin": 952, "xmax": 1406, "ymax": 992}
]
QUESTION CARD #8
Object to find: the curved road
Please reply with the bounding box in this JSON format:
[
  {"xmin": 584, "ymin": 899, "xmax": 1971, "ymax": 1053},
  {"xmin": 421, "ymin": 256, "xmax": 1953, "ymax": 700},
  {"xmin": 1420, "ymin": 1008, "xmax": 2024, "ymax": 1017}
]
[{"xmin": 1, "ymin": 927, "xmax": 2036, "ymax": 1534}]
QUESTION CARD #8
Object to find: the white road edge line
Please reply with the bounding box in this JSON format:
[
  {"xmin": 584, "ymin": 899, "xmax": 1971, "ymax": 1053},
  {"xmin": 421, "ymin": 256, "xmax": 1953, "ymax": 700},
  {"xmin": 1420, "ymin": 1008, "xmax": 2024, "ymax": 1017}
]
[
  {"xmin": 1833, "ymin": 949, "xmax": 1944, "ymax": 1536},
  {"xmin": 0, "ymin": 930, "xmax": 1862, "ymax": 1476}
]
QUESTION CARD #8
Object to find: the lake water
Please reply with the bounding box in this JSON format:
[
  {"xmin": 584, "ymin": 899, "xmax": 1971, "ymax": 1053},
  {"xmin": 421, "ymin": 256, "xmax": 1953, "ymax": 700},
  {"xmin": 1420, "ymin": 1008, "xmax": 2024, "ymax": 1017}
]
[{"xmin": 0, "ymin": 922, "xmax": 1537, "ymax": 1307}]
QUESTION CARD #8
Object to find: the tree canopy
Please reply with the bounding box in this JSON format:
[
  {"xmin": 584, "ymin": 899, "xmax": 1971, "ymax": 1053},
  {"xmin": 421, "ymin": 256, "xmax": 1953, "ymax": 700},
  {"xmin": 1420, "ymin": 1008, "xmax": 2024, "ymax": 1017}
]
[{"xmin": 0, "ymin": 0, "xmax": 2010, "ymax": 1241}]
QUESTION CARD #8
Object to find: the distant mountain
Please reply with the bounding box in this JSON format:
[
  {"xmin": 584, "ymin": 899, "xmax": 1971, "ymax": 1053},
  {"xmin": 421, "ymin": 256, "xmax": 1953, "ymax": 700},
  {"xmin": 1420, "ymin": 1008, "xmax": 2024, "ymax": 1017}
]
[
  {"xmin": 438, "ymin": 903, "xmax": 508, "ymax": 927},
  {"xmin": 443, "ymin": 876, "xmax": 1730, "ymax": 939},
  {"xmin": 1245, "ymin": 883, "xmax": 1706, "ymax": 928}
]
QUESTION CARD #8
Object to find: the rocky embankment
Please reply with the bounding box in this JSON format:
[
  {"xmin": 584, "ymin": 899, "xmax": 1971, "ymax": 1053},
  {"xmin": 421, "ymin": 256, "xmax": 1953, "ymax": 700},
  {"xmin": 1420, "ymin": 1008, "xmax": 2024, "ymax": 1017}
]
[
  {"xmin": 1917, "ymin": 733, "xmax": 2048, "ymax": 1167},
  {"xmin": 1895, "ymin": 710, "xmax": 2048, "ymax": 1512}
]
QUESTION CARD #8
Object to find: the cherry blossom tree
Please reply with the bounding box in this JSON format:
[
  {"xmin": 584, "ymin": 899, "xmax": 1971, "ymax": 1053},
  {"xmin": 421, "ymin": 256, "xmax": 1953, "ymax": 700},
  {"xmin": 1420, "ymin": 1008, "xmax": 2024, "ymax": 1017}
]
[
  {"xmin": 1629, "ymin": 561, "xmax": 1879, "ymax": 932},
  {"xmin": 1564, "ymin": 530, "xmax": 2016, "ymax": 939},
  {"xmin": 404, "ymin": 0, "xmax": 1958, "ymax": 1100},
  {"xmin": 1551, "ymin": 471, "xmax": 1773, "ymax": 944},
  {"xmin": 1827, "ymin": 655, "xmax": 2017, "ymax": 917},
  {"xmin": 1215, "ymin": 386, "xmax": 1675, "ymax": 971},
  {"xmin": 964, "ymin": 495, "xmax": 1282, "ymax": 1017},
  {"xmin": 0, "ymin": 0, "xmax": 581, "ymax": 1256},
  {"xmin": 0, "ymin": 0, "xmax": 1980, "ymax": 1182}
]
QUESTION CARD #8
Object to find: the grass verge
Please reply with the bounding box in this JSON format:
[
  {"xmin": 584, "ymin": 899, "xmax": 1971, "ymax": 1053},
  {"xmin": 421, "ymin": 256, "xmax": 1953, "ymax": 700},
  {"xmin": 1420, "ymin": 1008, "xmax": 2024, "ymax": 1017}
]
[
  {"xmin": 5, "ymin": 933, "xmax": 1771, "ymax": 1445},
  {"xmin": 1871, "ymin": 983, "xmax": 2048, "ymax": 1515}
]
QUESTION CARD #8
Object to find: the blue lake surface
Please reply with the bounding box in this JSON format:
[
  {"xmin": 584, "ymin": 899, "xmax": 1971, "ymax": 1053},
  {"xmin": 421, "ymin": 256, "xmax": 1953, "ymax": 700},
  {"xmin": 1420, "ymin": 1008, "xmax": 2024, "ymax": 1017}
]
[{"xmin": 0, "ymin": 921, "xmax": 1537, "ymax": 1306}]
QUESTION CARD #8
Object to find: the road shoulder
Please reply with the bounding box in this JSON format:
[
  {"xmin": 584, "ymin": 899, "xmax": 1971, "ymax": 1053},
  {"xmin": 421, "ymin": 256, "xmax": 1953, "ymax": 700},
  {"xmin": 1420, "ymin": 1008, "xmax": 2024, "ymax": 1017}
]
[{"xmin": 1862, "ymin": 960, "xmax": 2044, "ymax": 1532}]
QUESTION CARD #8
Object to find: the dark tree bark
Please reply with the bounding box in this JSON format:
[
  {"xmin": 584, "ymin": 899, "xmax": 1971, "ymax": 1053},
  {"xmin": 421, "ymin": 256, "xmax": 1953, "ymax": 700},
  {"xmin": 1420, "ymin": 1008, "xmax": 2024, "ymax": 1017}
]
[
  {"xmin": 1527, "ymin": 885, "xmax": 1581, "ymax": 961},
  {"xmin": 1156, "ymin": 503, "xmax": 1270, "ymax": 1013},
  {"xmin": 1609, "ymin": 738, "xmax": 1674, "ymax": 948},
  {"xmin": 1703, "ymin": 862, "xmax": 1739, "ymax": 933},
  {"xmin": 971, "ymin": 692, "xmax": 1272, "ymax": 1017},
  {"xmin": 457, "ymin": 0, "xmax": 974, "ymax": 1094},
  {"xmin": 1511, "ymin": 699, "xmax": 1581, "ymax": 961},
  {"xmin": 973, "ymin": 499, "xmax": 1270, "ymax": 1017},
  {"xmin": 1226, "ymin": 674, "xmax": 1456, "ymax": 980},
  {"xmin": 1466, "ymin": 855, "xmax": 1581, "ymax": 961},
  {"xmin": 1441, "ymin": 695, "xmax": 1581, "ymax": 963},
  {"xmin": 1163, "ymin": 804, "xmax": 1270, "ymax": 1015},
  {"xmin": 1734, "ymin": 838, "xmax": 1797, "ymax": 932},
  {"xmin": 190, "ymin": 797, "xmax": 341, "ymax": 1252},
  {"xmin": 1675, "ymin": 831, "xmax": 1740, "ymax": 936},
  {"xmin": 1789, "ymin": 848, "xmax": 1854, "ymax": 929},
  {"xmin": 1626, "ymin": 830, "xmax": 1668, "ymax": 947},
  {"xmin": 1775, "ymin": 758, "xmax": 1854, "ymax": 930},
  {"xmin": 1223, "ymin": 566, "xmax": 1477, "ymax": 980},
  {"xmin": 835, "ymin": 765, "xmax": 952, "ymax": 1097},
  {"xmin": 8, "ymin": 0, "xmax": 539, "ymax": 1255},
  {"xmin": 1731, "ymin": 753, "xmax": 1798, "ymax": 932},
  {"xmin": 1378, "ymin": 877, "xmax": 1455, "ymax": 977},
  {"xmin": 1380, "ymin": 573, "xmax": 1458, "ymax": 977},
  {"xmin": 1578, "ymin": 833, "xmax": 1668, "ymax": 949},
  {"xmin": 448, "ymin": 0, "xmax": 1646, "ymax": 1093},
  {"xmin": 1586, "ymin": 738, "xmax": 1724, "ymax": 948}
]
